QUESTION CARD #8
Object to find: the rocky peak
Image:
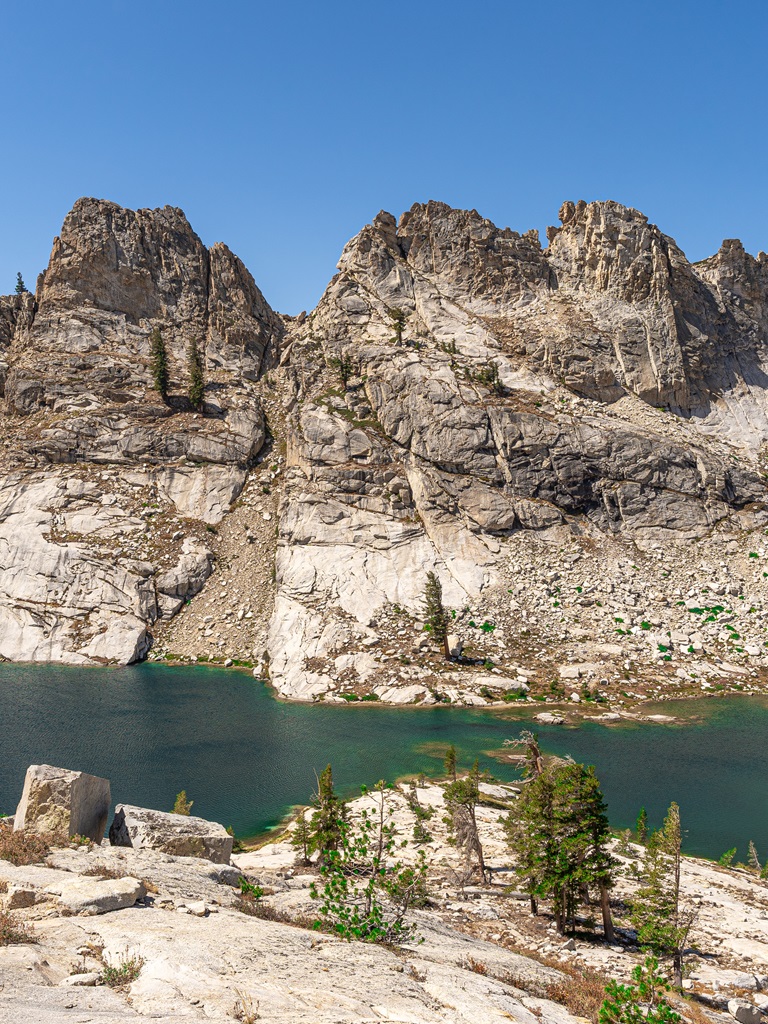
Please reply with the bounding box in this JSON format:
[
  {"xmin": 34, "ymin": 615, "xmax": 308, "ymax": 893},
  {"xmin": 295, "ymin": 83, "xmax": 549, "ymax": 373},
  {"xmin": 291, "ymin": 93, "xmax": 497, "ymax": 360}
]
[
  {"xmin": 545, "ymin": 199, "xmax": 681, "ymax": 305},
  {"xmin": 4, "ymin": 198, "xmax": 283, "ymax": 420},
  {"xmin": 39, "ymin": 198, "xmax": 209, "ymax": 325},
  {"xmin": 696, "ymin": 237, "xmax": 768, "ymax": 316}
]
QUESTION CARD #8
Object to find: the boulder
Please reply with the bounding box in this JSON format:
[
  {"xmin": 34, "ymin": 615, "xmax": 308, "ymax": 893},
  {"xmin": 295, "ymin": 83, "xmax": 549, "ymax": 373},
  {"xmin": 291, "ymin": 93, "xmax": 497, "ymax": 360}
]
[
  {"xmin": 728, "ymin": 1000, "xmax": 762, "ymax": 1024},
  {"xmin": 50, "ymin": 875, "xmax": 146, "ymax": 916},
  {"xmin": 14, "ymin": 764, "xmax": 110, "ymax": 843},
  {"xmin": 83, "ymin": 615, "xmax": 150, "ymax": 665},
  {"xmin": 446, "ymin": 634, "xmax": 464, "ymax": 658},
  {"xmin": 5, "ymin": 885, "xmax": 38, "ymax": 909},
  {"xmin": 60, "ymin": 973, "xmax": 100, "ymax": 987},
  {"xmin": 535, "ymin": 712, "xmax": 565, "ymax": 725},
  {"xmin": 109, "ymin": 804, "xmax": 233, "ymax": 864}
]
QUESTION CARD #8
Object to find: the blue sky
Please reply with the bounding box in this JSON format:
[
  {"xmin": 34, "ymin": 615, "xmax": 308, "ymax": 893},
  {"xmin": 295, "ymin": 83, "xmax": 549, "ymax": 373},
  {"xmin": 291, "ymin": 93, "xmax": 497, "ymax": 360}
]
[{"xmin": 2, "ymin": 0, "xmax": 767, "ymax": 313}]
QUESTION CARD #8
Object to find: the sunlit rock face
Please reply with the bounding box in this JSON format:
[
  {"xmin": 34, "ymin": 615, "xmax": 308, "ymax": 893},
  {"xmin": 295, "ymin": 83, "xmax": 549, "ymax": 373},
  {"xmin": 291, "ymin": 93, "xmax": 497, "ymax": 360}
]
[{"xmin": 2, "ymin": 196, "xmax": 768, "ymax": 702}]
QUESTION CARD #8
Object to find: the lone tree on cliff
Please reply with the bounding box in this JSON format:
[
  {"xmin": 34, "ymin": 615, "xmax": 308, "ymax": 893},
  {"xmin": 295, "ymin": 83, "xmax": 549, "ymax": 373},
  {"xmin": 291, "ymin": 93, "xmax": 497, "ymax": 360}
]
[
  {"xmin": 15, "ymin": 272, "xmax": 28, "ymax": 294},
  {"xmin": 388, "ymin": 306, "xmax": 407, "ymax": 345},
  {"xmin": 423, "ymin": 571, "xmax": 450, "ymax": 659},
  {"xmin": 187, "ymin": 338, "xmax": 205, "ymax": 411},
  {"xmin": 149, "ymin": 327, "xmax": 169, "ymax": 401}
]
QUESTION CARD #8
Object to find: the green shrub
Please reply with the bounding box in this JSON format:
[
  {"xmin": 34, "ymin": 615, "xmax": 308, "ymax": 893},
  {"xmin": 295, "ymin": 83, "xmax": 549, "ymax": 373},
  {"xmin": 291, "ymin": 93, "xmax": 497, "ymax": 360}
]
[
  {"xmin": 100, "ymin": 953, "xmax": 145, "ymax": 989},
  {"xmin": 238, "ymin": 876, "xmax": 264, "ymax": 899},
  {"xmin": 599, "ymin": 955, "xmax": 680, "ymax": 1023}
]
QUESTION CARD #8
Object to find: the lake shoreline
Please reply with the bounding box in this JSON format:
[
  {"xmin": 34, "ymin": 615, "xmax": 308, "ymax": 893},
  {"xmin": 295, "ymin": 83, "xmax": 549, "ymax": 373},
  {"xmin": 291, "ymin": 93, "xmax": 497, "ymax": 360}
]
[
  {"xmin": 2, "ymin": 661, "xmax": 765, "ymax": 861},
  {"xmin": 148, "ymin": 655, "xmax": 768, "ymax": 724}
]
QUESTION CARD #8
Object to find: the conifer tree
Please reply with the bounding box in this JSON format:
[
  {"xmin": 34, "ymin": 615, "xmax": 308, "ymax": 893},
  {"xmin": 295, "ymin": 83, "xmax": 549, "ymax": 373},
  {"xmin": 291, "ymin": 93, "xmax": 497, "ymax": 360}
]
[
  {"xmin": 328, "ymin": 352, "xmax": 354, "ymax": 389},
  {"xmin": 504, "ymin": 750, "xmax": 615, "ymax": 937},
  {"xmin": 308, "ymin": 764, "xmax": 346, "ymax": 865},
  {"xmin": 15, "ymin": 272, "xmax": 27, "ymax": 294},
  {"xmin": 630, "ymin": 802, "xmax": 696, "ymax": 987},
  {"xmin": 149, "ymin": 327, "xmax": 169, "ymax": 400},
  {"xmin": 423, "ymin": 571, "xmax": 450, "ymax": 658},
  {"xmin": 172, "ymin": 790, "xmax": 193, "ymax": 815},
  {"xmin": 291, "ymin": 809, "xmax": 312, "ymax": 865},
  {"xmin": 444, "ymin": 744, "xmax": 457, "ymax": 780},
  {"xmin": 388, "ymin": 307, "xmax": 407, "ymax": 344},
  {"xmin": 187, "ymin": 338, "xmax": 205, "ymax": 410},
  {"xmin": 636, "ymin": 807, "xmax": 649, "ymax": 844}
]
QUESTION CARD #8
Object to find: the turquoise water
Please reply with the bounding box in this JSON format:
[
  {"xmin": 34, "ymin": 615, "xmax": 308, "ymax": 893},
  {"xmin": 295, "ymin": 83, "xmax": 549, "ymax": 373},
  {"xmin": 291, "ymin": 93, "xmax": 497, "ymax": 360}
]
[{"xmin": 0, "ymin": 662, "xmax": 765, "ymax": 861}]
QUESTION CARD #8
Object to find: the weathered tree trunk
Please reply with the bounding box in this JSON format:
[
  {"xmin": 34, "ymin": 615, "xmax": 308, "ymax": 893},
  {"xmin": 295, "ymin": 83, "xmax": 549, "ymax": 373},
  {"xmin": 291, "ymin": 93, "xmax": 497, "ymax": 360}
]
[
  {"xmin": 555, "ymin": 891, "xmax": 565, "ymax": 935},
  {"xmin": 443, "ymin": 632, "xmax": 451, "ymax": 660},
  {"xmin": 529, "ymin": 894, "xmax": 538, "ymax": 916},
  {"xmin": 600, "ymin": 883, "xmax": 615, "ymax": 942},
  {"xmin": 467, "ymin": 806, "xmax": 487, "ymax": 884},
  {"xmin": 672, "ymin": 950, "xmax": 683, "ymax": 989}
]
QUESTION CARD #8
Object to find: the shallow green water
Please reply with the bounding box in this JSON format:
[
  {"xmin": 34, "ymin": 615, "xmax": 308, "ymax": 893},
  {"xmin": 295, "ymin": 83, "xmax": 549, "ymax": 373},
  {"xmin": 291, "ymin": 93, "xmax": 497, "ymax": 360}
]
[{"xmin": 0, "ymin": 662, "xmax": 765, "ymax": 860}]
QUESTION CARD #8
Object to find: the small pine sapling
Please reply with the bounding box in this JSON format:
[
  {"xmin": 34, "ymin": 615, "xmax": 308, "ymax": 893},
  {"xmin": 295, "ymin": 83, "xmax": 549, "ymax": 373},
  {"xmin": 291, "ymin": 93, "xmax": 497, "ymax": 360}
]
[
  {"xmin": 172, "ymin": 790, "xmax": 193, "ymax": 815},
  {"xmin": 599, "ymin": 955, "xmax": 681, "ymax": 1023},
  {"xmin": 291, "ymin": 809, "xmax": 312, "ymax": 865},
  {"xmin": 636, "ymin": 807, "xmax": 648, "ymax": 845},
  {"xmin": 310, "ymin": 780, "xmax": 428, "ymax": 942},
  {"xmin": 444, "ymin": 744, "xmax": 457, "ymax": 781}
]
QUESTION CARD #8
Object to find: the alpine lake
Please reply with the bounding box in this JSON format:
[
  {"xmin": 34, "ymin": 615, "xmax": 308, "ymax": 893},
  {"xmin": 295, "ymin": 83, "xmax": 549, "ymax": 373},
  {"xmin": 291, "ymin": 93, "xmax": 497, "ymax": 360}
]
[{"xmin": 0, "ymin": 662, "xmax": 764, "ymax": 862}]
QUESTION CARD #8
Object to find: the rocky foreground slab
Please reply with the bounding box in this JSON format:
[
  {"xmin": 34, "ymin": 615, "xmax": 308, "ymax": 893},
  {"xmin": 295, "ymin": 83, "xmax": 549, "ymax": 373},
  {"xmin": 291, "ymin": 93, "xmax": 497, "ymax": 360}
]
[{"xmin": 3, "ymin": 778, "xmax": 768, "ymax": 1023}]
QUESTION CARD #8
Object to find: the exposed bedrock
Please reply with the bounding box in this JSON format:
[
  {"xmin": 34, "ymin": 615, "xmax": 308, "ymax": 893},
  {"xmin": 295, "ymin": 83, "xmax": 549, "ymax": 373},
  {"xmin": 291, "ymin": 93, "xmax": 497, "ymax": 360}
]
[{"xmin": 2, "ymin": 196, "xmax": 768, "ymax": 693}]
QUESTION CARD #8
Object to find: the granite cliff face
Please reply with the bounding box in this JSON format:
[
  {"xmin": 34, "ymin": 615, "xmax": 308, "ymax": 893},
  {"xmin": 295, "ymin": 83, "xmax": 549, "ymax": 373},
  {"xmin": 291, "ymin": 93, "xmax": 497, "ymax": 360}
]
[
  {"xmin": 2, "ymin": 197, "xmax": 768, "ymax": 702},
  {"xmin": 0, "ymin": 199, "xmax": 280, "ymax": 664}
]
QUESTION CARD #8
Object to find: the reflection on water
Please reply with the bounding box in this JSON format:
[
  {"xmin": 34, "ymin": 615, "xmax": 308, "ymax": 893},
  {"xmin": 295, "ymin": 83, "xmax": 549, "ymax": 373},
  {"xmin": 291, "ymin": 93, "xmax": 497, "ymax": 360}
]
[{"xmin": 0, "ymin": 662, "xmax": 765, "ymax": 860}]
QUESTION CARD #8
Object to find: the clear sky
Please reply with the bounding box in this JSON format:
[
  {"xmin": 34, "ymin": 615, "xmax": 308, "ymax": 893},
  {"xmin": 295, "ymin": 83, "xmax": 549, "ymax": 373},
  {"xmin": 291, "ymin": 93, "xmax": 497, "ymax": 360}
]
[{"xmin": 2, "ymin": 0, "xmax": 767, "ymax": 313}]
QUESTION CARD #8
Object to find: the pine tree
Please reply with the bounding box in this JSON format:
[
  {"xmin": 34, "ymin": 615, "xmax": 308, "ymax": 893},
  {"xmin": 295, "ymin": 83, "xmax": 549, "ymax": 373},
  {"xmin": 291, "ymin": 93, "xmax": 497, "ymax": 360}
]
[
  {"xmin": 15, "ymin": 272, "xmax": 27, "ymax": 295},
  {"xmin": 291, "ymin": 809, "xmax": 312, "ymax": 865},
  {"xmin": 444, "ymin": 761, "xmax": 486, "ymax": 882},
  {"xmin": 308, "ymin": 764, "xmax": 346, "ymax": 865},
  {"xmin": 328, "ymin": 353, "xmax": 354, "ymax": 389},
  {"xmin": 504, "ymin": 753, "xmax": 615, "ymax": 937},
  {"xmin": 309, "ymin": 780, "xmax": 428, "ymax": 943},
  {"xmin": 187, "ymin": 338, "xmax": 205, "ymax": 410},
  {"xmin": 172, "ymin": 790, "xmax": 193, "ymax": 815},
  {"xmin": 630, "ymin": 802, "xmax": 696, "ymax": 987},
  {"xmin": 599, "ymin": 955, "xmax": 681, "ymax": 1023},
  {"xmin": 149, "ymin": 327, "xmax": 169, "ymax": 400},
  {"xmin": 748, "ymin": 840, "xmax": 761, "ymax": 873},
  {"xmin": 503, "ymin": 769, "xmax": 552, "ymax": 915},
  {"xmin": 636, "ymin": 807, "xmax": 649, "ymax": 844},
  {"xmin": 388, "ymin": 307, "xmax": 407, "ymax": 344},
  {"xmin": 444, "ymin": 744, "xmax": 457, "ymax": 780},
  {"xmin": 423, "ymin": 571, "xmax": 450, "ymax": 658}
]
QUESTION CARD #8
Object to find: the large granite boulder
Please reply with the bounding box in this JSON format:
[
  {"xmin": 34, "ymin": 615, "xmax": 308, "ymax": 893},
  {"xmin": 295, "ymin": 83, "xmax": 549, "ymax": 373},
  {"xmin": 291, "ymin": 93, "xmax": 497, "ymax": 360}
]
[
  {"xmin": 51, "ymin": 875, "xmax": 147, "ymax": 916},
  {"xmin": 14, "ymin": 764, "xmax": 111, "ymax": 843},
  {"xmin": 109, "ymin": 804, "xmax": 233, "ymax": 864}
]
